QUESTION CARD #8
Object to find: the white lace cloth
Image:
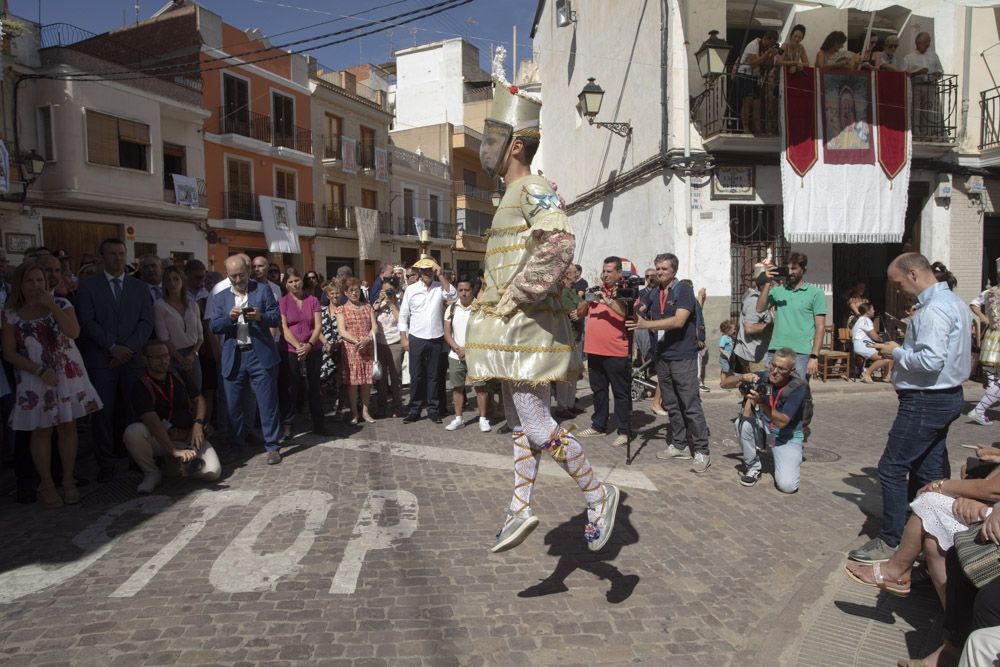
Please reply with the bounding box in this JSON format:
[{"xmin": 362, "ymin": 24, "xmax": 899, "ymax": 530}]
[{"xmin": 911, "ymin": 491, "xmax": 993, "ymax": 551}]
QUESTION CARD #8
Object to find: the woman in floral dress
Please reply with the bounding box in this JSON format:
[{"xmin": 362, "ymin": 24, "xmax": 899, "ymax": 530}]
[
  {"xmin": 336, "ymin": 278, "xmax": 379, "ymax": 425},
  {"xmin": 2, "ymin": 261, "xmax": 102, "ymax": 507}
]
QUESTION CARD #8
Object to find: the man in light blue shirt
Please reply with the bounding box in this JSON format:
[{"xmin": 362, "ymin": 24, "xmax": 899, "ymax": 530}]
[{"xmin": 848, "ymin": 253, "xmax": 970, "ymax": 564}]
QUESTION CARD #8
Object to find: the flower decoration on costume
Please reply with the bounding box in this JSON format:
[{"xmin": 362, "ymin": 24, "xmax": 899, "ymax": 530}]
[
  {"xmin": 584, "ymin": 523, "xmax": 600, "ymax": 542},
  {"xmin": 542, "ymin": 425, "xmax": 573, "ymax": 462},
  {"xmin": 509, "ymin": 85, "xmax": 519, "ymax": 94}
]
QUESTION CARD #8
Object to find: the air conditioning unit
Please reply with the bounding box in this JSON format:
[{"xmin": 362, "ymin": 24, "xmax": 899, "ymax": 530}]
[
  {"xmin": 966, "ymin": 175, "xmax": 985, "ymax": 193},
  {"xmin": 935, "ymin": 180, "xmax": 952, "ymax": 199}
]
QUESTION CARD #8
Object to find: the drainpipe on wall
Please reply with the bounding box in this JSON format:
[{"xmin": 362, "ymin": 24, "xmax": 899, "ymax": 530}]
[
  {"xmin": 660, "ymin": 0, "xmax": 669, "ymax": 158},
  {"xmin": 960, "ymin": 7, "xmax": 972, "ymax": 144}
]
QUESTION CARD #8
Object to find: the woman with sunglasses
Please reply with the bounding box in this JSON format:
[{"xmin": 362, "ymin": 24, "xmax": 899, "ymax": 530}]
[
  {"xmin": 303, "ymin": 271, "xmax": 324, "ymax": 300},
  {"xmin": 875, "ymin": 35, "xmax": 900, "ymax": 71}
]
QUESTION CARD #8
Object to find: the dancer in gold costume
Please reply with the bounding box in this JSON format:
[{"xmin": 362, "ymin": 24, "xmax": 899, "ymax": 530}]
[{"xmin": 466, "ymin": 48, "xmax": 620, "ymax": 553}]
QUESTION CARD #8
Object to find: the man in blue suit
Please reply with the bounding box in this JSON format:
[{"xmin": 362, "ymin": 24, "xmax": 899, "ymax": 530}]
[
  {"xmin": 75, "ymin": 238, "xmax": 155, "ymax": 482},
  {"xmin": 210, "ymin": 255, "xmax": 283, "ymax": 464}
]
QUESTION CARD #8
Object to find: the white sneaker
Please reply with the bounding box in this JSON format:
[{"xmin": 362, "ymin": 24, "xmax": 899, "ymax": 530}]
[
  {"xmin": 479, "ymin": 417, "xmax": 491, "ymax": 433},
  {"xmin": 969, "ymin": 409, "xmax": 992, "ymax": 426},
  {"xmin": 611, "ymin": 434, "xmax": 629, "ymax": 448},
  {"xmin": 445, "ymin": 416, "xmax": 465, "ymax": 431},
  {"xmin": 692, "ymin": 452, "xmax": 711, "ymax": 474},
  {"xmin": 137, "ymin": 471, "xmax": 162, "ymax": 494}
]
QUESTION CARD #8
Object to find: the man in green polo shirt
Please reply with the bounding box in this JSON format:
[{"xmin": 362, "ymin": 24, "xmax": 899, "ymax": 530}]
[{"xmin": 756, "ymin": 252, "xmax": 826, "ymax": 382}]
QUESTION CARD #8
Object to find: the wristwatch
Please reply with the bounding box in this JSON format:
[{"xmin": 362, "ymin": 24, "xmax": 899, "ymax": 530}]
[
  {"xmin": 193, "ymin": 418, "xmax": 205, "ymax": 425},
  {"xmin": 809, "ymin": 354, "xmax": 818, "ymax": 359}
]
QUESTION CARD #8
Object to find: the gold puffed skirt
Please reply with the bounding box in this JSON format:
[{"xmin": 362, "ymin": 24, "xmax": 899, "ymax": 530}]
[{"xmin": 465, "ymin": 294, "xmax": 582, "ymax": 385}]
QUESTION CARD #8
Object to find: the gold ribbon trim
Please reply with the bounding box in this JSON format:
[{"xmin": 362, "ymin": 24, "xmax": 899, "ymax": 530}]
[
  {"xmin": 484, "ymin": 242, "xmax": 527, "ymax": 258},
  {"xmin": 465, "ymin": 341, "xmax": 572, "ymax": 354},
  {"xmin": 483, "ymin": 223, "xmax": 529, "ymax": 239}
]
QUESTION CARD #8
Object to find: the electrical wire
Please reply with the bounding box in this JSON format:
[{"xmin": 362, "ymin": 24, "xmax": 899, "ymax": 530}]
[{"xmin": 39, "ymin": 0, "xmax": 477, "ymax": 82}]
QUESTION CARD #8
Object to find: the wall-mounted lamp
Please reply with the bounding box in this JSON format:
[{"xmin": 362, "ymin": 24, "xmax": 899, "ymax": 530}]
[
  {"xmin": 694, "ymin": 30, "xmax": 732, "ymax": 80},
  {"xmin": 578, "ymin": 78, "xmax": 632, "ymax": 138},
  {"xmin": 556, "ymin": 0, "xmax": 576, "ymax": 28},
  {"xmin": 491, "ymin": 189, "xmax": 504, "ymax": 207},
  {"xmin": 5, "ymin": 149, "xmax": 47, "ymax": 202}
]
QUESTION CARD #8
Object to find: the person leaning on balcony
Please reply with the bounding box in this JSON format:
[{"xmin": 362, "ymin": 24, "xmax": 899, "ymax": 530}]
[
  {"xmin": 875, "ymin": 35, "xmax": 901, "ymax": 71},
  {"xmin": 903, "ymin": 32, "xmax": 945, "ymax": 139},
  {"xmin": 815, "ymin": 31, "xmax": 857, "ymax": 69},
  {"xmin": 777, "ymin": 24, "xmax": 810, "ymax": 75},
  {"xmin": 735, "ymin": 29, "xmax": 780, "ymax": 134}
]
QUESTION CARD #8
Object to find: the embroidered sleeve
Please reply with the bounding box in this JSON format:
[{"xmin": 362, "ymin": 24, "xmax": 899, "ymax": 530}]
[{"xmin": 495, "ymin": 230, "xmax": 575, "ymax": 316}]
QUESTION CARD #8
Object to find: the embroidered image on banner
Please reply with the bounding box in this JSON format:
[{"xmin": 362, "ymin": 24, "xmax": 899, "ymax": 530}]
[{"xmin": 821, "ymin": 70, "xmax": 874, "ymax": 165}]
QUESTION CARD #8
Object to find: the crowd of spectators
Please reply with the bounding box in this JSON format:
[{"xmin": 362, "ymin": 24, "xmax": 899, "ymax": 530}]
[{"xmin": 731, "ymin": 28, "xmax": 944, "ymax": 135}]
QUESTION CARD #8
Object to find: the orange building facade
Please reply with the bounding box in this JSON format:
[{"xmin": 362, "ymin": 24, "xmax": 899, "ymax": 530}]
[{"xmin": 199, "ymin": 19, "xmax": 317, "ymax": 273}]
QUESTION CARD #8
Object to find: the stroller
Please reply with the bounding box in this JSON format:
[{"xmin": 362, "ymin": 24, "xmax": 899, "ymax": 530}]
[{"xmin": 630, "ymin": 356, "xmax": 657, "ymax": 402}]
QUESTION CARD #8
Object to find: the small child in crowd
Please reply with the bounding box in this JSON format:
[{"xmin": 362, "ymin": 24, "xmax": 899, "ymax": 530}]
[{"xmin": 719, "ymin": 320, "xmax": 736, "ymax": 375}]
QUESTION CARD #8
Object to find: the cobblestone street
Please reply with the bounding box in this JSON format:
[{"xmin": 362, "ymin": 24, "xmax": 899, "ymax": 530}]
[{"xmin": 0, "ymin": 381, "xmax": 990, "ymax": 666}]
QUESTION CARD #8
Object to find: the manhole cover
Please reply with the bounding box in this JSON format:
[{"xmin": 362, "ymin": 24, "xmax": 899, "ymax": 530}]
[{"xmin": 803, "ymin": 447, "xmax": 840, "ymax": 463}]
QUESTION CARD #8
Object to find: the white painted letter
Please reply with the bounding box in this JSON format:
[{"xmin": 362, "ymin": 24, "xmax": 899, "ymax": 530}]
[
  {"xmin": 209, "ymin": 490, "xmax": 333, "ymax": 592},
  {"xmin": 111, "ymin": 490, "xmax": 257, "ymax": 597},
  {"xmin": 0, "ymin": 496, "xmax": 171, "ymax": 603},
  {"xmin": 330, "ymin": 489, "xmax": 418, "ymax": 595}
]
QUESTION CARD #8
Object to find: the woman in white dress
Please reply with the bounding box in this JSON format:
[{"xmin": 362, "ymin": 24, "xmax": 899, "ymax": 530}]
[
  {"xmin": 851, "ymin": 303, "xmax": 894, "ymax": 383},
  {"xmin": 844, "ymin": 457, "xmax": 1000, "ymax": 606},
  {"xmin": 2, "ymin": 261, "xmax": 102, "ymax": 507}
]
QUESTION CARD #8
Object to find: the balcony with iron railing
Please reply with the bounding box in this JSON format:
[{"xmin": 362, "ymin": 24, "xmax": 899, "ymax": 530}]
[
  {"xmin": 213, "ymin": 108, "xmax": 312, "ymax": 155},
  {"xmin": 322, "ymin": 135, "xmax": 342, "ymax": 161},
  {"xmin": 221, "ymin": 191, "xmax": 314, "ymax": 226},
  {"xmin": 458, "ymin": 208, "xmax": 493, "ymax": 237},
  {"xmin": 453, "ymin": 181, "xmax": 494, "ymax": 204},
  {"xmin": 321, "ymin": 204, "xmax": 352, "ymax": 230},
  {"xmin": 693, "ymin": 71, "xmax": 958, "ymax": 154},
  {"xmin": 981, "ymin": 86, "xmax": 1000, "ymax": 158},
  {"xmin": 394, "ymin": 216, "xmax": 457, "ymax": 239}
]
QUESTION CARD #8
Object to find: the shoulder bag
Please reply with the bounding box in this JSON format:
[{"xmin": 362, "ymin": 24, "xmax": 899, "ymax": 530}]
[{"xmin": 954, "ymin": 521, "xmax": 1000, "ymax": 588}]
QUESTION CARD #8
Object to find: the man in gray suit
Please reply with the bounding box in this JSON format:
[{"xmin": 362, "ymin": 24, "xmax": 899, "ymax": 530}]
[{"xmin": 75, "ymin": 238, "xmax": 154, "ymax": 482}]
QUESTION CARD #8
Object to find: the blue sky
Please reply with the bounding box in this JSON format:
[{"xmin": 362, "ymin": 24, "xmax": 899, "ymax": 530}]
[{"xmin": 11, "ymin": 0, "xmax": 539, "ymax": 75}]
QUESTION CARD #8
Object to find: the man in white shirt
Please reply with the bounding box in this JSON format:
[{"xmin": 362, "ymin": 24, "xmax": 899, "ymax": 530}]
[
  {"xmin": 902, "ymin": 32, "xmax": 945, "ymax": 139},
  {"xmin": 399, "ymin": 260, "xmax": 455, "ymax": 424},
  {"xmin": 443, "ymin": 277, "xmax": 490, "ymax": 432}
]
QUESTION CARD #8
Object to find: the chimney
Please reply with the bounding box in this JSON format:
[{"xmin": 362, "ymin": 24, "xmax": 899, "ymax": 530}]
[{"xmin": 340, "ymin": 71, "xmax": 357, "ymax": 96}]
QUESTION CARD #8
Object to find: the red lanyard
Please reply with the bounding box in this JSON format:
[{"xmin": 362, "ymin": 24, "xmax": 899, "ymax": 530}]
[
  {"xmin": 768, "ymin": 385, "xmax": 785, "ymax": 432},
  {"xmin": 147, "ymin": 373, "xmax": 175, "ymax": 422},
  {"xmin": 659, "ymin": 289, "xmax": 667, "ymax": 316}
]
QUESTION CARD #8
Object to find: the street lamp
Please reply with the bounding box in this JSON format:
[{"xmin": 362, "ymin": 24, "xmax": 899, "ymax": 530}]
[
  {"xmin": 577, "ymin": 77, "xmax": 631, "ymax": 138},
  {"xmin": 694, "ymin": 30, "xmax": 732, "ymax": 80},
  {"xmin": 555, "ymin": 0, "xmax": 576, "ymax": 28}
]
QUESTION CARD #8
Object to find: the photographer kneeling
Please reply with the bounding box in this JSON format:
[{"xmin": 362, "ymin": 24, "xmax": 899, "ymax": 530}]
[
  {"xmin": 721, "ymin": 347, "xmax": 806, "ymax": 492},
  {"xmin": 124, "ymin": 339, "xmax": 221, "ymax": 494}
]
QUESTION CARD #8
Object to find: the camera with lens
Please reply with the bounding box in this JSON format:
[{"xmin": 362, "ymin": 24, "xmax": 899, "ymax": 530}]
[
  {"xmin": 185, "ymin": 456, "xmax": 205, "ymax": 476},
  {"xmin": 739, "ymin": 376, "xmax": 770, "ymax": 397},
  {"xmin": 386, "ymin": 275, "xmax": 400, "ymax": 289}
]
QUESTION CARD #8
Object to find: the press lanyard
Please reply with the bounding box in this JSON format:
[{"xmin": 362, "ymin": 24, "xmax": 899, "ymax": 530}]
[
  {"xmin": 147, "ymin": 373, "xmax": 175, "ymax": 422},
  {"xmin": 768, "ymin": 385, "xmax": 785, "ymax": 433}
]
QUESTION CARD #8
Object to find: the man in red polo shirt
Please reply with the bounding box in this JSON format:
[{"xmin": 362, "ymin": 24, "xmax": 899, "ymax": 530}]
[{"xmin": 575, "ymin": 256, "xmax": 632, "ymax": 448}]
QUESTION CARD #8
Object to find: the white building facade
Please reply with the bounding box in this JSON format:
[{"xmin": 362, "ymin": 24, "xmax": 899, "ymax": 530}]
[
  {"xmin": 3, "ymin": 20, "xmax": 209, "ymax": 268},
  {"xmin": 531, "ymin": 0, "xmax": 999, "ymax": 367}
]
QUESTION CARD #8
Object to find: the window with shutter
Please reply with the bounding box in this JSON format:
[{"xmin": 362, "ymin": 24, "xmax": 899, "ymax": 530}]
[
  {"xmin": 85, "ymin": 109, "xmax": 149, "ymax": 171},
  {"xmin": 275, "ymin": 169, "xmax": 297, "ymax": 200}
]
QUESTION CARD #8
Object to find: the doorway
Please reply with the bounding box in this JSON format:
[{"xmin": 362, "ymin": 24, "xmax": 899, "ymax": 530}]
[
  {"xmin": 729, "ymin": 205, "xmax": 787, "ymax": 318},
  {"xmin": 43, "ymin": 218, "xmax": 122, "ymax": 269}
]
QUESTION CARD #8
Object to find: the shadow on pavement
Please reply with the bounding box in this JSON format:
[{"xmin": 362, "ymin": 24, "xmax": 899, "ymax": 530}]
[{"xmin": 518, "ymin": 495, "xmax": 639, "ymax": 604}]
